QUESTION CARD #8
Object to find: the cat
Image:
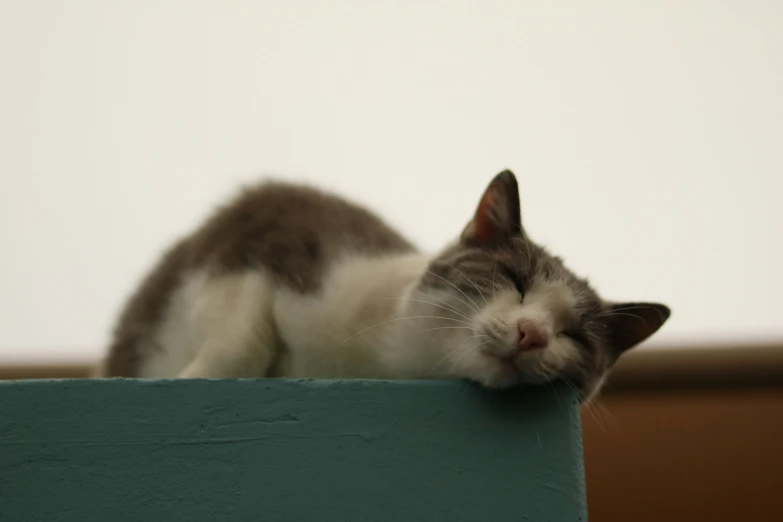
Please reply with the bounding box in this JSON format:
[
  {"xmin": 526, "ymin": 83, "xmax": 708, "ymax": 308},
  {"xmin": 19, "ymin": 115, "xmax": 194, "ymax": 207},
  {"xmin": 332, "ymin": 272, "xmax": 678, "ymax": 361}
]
[{"xmin": 99, "ymin": 170, "xmax": 669, "ymax": 400}]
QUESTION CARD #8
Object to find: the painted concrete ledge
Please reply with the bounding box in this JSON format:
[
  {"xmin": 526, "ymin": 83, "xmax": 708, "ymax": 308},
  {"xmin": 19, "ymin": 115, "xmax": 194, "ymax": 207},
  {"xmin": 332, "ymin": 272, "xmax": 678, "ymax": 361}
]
[{"xmin": 0, "ymin": 379, "xmax": 586, "ymax": 522}]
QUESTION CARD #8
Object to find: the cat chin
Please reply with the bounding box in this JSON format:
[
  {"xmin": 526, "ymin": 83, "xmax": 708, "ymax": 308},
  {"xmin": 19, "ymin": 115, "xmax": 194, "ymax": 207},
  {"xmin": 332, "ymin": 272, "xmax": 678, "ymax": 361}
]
[
  {"xmin": 466, "ymin": 355, "xmax": 562, "ymax": 390},
  {"xmin": 467, "ymin": 359, "xmax": 521, "ymax": 389},
  {"xmin": 474, "ymin": 373, "xmax": 520, "ymax": 390}
]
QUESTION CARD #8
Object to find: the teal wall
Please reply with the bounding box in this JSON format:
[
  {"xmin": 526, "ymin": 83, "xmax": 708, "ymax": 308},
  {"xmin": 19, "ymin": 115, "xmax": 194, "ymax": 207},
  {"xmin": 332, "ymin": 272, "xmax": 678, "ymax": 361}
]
[{"xmin": 0, "ymin": 379, "xmax": 586, "ymax": 521}]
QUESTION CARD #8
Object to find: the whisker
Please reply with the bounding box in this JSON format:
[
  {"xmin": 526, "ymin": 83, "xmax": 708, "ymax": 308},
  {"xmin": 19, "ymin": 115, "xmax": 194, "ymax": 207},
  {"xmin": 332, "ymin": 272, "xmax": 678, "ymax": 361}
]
[
  {"xmin": 559, "ymin": 378, "xmax": 607, "ymax": 432},
  {"xmin": 560, "ymin": 378, "xmax": 586, "ymax": 403},
  {"xmin": 342, "ymin": 315, "xmax": 471, "ymax": 344},
  {"xmin": 581, "ymin": 399, "xmax": 607, "ymax": 433},
  {"xmin": 430, "ymin": 334, "xmax": 488, "ymax": 373},
  {"xmin": 425, "ymin": 271, "xmax": 481, "ymax": 313},
  {"xmin": 450, "ymin": 339, "xmax": 491, "ymax": 373},
  {"xmin": 546, "ymin": 380, "xmax": 566, "ymax": 411},
  {"xmin": 603, "ymin": 304, "xmax": 668, "ymax": 322},
  {"xmin": 595, "ymin": 311, "xmax": 646, "ymax": 322},
  {"xmin": 376, "ymin": 295, "xmax": 474, "ymax": 322},
  {"xmin": 410, "ymin": 297, "xmax": 474, "ymax": 322},
  {"xmin": 420, "ymin": 326, "xmax": 477, "ymax": 333},
  {"xmin": 445, "ymin": 262, "xmax": 488, "ymax": 307},
  {"xmin": 512, "ymin": 236, "xmax": 533, "ymax": 268},
  {"xmin": 491, "ymin": 259, "xmax": 498, "ymax": 299},
  {"xmin": 591, "ymin": 398, "xmax": 614, "ymax": 427}
]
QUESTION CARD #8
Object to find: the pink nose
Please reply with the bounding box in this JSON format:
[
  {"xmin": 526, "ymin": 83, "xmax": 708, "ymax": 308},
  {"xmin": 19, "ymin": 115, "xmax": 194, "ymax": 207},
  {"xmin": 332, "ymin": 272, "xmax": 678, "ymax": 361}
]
[{"xmin": 517, "ymin": 320, "xmax": 548, "ymax": 351}]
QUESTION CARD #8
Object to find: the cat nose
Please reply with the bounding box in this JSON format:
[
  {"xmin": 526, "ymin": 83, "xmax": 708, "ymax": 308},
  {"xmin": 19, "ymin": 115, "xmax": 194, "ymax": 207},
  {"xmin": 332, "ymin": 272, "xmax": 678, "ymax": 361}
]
[{"xmin": 517, "ymin": 320, "xmax": 548, "ymax": 351}]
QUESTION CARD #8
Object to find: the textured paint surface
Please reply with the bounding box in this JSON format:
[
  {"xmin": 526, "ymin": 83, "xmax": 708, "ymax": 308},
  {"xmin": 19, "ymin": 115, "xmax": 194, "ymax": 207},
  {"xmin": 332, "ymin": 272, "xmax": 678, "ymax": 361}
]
[{"xmin": 0, "ymin": 379, "xmax": 586, "ymax": 521}]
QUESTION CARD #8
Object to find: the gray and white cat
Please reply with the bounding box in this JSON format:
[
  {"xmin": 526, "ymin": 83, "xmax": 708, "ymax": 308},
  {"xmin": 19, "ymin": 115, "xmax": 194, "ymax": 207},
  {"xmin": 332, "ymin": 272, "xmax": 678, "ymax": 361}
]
[{"xmin": 100, "ymin": 170, "xmax": 669, "ymax": 400}]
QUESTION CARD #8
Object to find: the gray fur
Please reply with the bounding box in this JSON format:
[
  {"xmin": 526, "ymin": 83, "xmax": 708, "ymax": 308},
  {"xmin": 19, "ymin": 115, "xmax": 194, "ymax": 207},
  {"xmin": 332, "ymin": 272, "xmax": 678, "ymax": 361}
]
[{"xmin": 105, "ymin": 181, "xmax": 415, "ymax": 376}]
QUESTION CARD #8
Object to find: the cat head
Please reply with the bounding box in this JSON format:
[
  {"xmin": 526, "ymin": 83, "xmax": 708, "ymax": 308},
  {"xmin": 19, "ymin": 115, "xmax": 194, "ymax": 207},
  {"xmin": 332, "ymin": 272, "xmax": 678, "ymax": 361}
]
[{"xmin": 413, "ymin": 170, "xmax": 669, "ymax": 400}]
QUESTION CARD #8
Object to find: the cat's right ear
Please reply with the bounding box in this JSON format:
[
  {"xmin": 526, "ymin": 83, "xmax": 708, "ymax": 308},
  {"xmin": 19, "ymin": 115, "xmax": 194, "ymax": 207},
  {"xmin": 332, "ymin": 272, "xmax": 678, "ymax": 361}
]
[{"xmin": 461, "ymin": 170, "xmax": 523, "ymax": 248}]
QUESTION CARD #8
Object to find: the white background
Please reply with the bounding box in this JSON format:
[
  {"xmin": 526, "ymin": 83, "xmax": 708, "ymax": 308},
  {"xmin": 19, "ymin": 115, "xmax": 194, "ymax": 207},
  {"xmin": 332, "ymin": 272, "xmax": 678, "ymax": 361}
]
[{"xmin": 1, "ymin": 2, "xmax": 782, "ymax": 363}]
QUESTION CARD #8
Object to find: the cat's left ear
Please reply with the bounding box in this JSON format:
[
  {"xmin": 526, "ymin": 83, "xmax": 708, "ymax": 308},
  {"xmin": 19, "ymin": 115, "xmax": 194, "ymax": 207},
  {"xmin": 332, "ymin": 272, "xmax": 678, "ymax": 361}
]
[
  {"xmin": 599, "ymin": 302, "xmax": 671, "ymax": 361},
  {"xmin": 461, "ymin": 170, "xmax": 523, "ymax": 248}
]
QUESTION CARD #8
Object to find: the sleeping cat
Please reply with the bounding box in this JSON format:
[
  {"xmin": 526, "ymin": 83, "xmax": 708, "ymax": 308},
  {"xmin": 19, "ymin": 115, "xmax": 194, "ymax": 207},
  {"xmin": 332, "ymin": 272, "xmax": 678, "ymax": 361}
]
[{"xmin": 100, "ymin": 170, "xmax": 669, "ymax": 400}]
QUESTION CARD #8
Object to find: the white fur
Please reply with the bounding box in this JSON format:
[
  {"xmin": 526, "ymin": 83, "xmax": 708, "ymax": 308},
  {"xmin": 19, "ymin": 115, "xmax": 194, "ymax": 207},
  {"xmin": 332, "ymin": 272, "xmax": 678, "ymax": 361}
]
[
  {"xmin": 139, "ymin": 253, "xmax": 438, "ymax": 379},
  {"xmin": 272, "ymin": 253, "xmax": 433, "ymax": 379},
  {"xmin": 140, "ymin": 270, "xmax": 275, "ymax": 378},
  {"xmin": 139, "ymin": 255, "xmax": 584, "ymax": 388},
  {"xmin": 434, "ymin": 279, "xmax": 583, "ymax": 388}
]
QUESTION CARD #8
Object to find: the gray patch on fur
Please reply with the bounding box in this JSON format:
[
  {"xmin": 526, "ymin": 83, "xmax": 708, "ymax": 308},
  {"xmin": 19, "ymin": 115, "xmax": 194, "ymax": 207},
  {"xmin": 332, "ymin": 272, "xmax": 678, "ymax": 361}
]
[{"xmin": 105, "ymin": 181, "xmax": 415, "ymax": 376}]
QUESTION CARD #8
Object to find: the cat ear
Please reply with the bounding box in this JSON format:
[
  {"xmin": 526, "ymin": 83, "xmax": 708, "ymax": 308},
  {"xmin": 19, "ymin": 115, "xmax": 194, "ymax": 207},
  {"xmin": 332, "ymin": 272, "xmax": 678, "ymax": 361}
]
[
  {"xmin": 599, "ymin": 302, "xmax": 671, "ymax": 360},
  {"xmin": 461, "ymin": 170, "xmax": 523, "ymax": 247}
]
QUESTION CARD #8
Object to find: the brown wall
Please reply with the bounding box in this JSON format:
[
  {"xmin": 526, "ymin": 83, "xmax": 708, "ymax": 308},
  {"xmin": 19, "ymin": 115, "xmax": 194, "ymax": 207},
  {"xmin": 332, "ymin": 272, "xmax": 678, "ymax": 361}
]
[{"xmin": 582, "ymin": 386, "xmax": 783, "ymax": 522}]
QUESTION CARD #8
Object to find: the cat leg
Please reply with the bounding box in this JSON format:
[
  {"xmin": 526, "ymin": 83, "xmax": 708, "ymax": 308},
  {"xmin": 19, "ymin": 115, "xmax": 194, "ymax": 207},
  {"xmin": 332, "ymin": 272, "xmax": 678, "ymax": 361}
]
[
  {"xmin": 177, "ymin": 336, "xmax": 275, "ymax": 378},
  {"xmin": 174, "ymin": 271, "xmax": 278, "ymax": 379}
]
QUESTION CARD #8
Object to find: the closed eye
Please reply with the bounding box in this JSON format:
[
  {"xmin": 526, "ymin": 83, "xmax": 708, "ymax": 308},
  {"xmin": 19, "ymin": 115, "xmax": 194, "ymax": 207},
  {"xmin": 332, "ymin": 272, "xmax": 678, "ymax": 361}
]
[
  {"xmin": 504, "ymin": 268, "xmax": 525, "ymax": 296},
  {"xmin": 561, "ymin": 330, "xmax": 595, "ymax": 353},
  {"xmin": 561, "ymin": 330, "xmax": 585, "ymax": 345}
]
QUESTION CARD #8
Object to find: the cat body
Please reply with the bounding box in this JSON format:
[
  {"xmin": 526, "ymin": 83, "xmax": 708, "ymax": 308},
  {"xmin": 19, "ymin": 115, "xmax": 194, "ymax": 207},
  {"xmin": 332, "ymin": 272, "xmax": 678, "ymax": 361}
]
[{"xmin": 102, "ymin": 171, "xmax": 669, "ymax": 399}]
